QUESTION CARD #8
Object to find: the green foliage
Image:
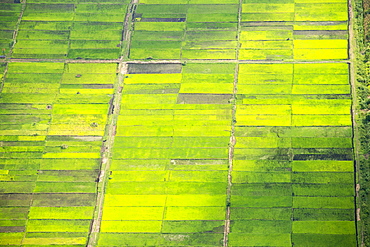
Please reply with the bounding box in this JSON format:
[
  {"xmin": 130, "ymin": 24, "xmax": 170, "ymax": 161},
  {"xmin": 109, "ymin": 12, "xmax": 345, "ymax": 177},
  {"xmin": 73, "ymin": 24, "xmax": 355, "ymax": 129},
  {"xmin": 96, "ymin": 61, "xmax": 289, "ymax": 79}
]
[{"xmin": 354, "ymin": 0, "xmax": 370, "ymax": 245}]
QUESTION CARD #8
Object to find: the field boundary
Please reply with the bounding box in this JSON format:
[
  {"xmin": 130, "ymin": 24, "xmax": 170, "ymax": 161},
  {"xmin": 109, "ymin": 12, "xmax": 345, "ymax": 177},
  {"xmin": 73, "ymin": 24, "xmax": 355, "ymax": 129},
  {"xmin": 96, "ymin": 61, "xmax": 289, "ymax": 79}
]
[
  {"xmin": 223, "ymin": 1, "xmax": 242, "ymax": 246},
  {"xmin": 86, "ymin": 63, "xmax": 124, "ymax": 247},
  {"xmin": 86, "ymin": 1, "xmax": 138, "ymax": 246},
  {"xmin": 351, "ymin": 0, "xmax": 370, "ymax": 245},
  {"xmin": 1, "ymin": 58, "xmax": 352, "ymax": 64},
  {"xmin": 7, "ymin": 0, "xmax": 26, "ymax": 58},
  {"xmin": 348, "ymin": 1, "xmax": 361, "ymax": 246}
]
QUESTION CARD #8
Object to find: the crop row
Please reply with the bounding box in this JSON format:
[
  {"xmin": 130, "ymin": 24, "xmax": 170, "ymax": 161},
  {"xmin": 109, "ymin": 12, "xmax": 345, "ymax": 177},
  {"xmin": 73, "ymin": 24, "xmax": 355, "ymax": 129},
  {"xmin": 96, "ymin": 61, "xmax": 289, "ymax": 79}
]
[
  {"xmin": 1, "ymin": 2, "xmax": 129, "ymax": 59},
  {"xmin": 129, "ymin": 0, "xmax": 348, "ymax": 60},
  {"xmin": 95, "ymin": 62, "xmax": 356, "ymax": 246},
  {"xmin": 98, "ymin": 63, "xmax": 232, "ymax": 246},
  {"xmin": 0, "ymin": 1, "xmax": 349, "ymax": 60},
  {"xmin": 0, "ymin": 62, "xmax": 117, "ymax": 246},
  {"xmin": 0, "ymin": 3, "xmax": 22, "ymax": 55},
  {"xmin": 231, "ymin": 63, "xmax": 355, "ymax": 246}
]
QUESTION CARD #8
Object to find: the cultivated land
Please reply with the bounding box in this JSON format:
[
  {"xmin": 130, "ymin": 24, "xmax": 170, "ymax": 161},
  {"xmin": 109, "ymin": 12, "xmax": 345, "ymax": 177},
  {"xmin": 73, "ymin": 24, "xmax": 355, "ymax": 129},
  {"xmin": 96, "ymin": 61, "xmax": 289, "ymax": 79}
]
[{"xmin": 0, "ymin": 0, "xmax": 361, "ymax": 246}]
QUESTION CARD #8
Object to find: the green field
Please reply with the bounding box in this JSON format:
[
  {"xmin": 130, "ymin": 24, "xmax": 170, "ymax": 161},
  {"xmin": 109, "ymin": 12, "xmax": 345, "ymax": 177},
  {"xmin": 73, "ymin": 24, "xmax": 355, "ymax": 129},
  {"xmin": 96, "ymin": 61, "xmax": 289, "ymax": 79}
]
[
  {"xmin": 0, "ymin": 62, "xmax": 116, "ymax": 245},
  {"xmin": 0, "ymin": 0, "xmax": 357, "ymax": 246}
]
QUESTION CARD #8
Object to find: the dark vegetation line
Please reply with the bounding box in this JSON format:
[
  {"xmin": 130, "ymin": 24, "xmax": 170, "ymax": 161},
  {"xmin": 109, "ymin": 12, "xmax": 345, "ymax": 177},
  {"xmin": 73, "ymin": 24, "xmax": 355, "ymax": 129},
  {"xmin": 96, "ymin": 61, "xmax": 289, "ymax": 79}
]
[{"xmin": 352, "ymin": 0, "xmax": 370, "ymax": 245}]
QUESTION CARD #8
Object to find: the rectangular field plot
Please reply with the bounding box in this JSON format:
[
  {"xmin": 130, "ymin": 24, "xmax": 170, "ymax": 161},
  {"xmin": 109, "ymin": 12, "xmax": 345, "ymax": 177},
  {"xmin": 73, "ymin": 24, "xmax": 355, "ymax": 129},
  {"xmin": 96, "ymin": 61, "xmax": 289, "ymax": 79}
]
[
  {"xmin": 12, "ymin": 3, "xmax": 128, "ymax": 59},
  {"xmin": 0, "ymin": 62, "xmax": 116, "ymax": 245},
  {"xmin": 1, "ymin": 0, "xmax": 355, "ymax": 245},
  {"xmin": 100, "ymin": 62, "xmax": 234, "ymax": 245},
  {"xmin": 130, "ymin": 3, "xmax": 239, "ymax": 60},
  {"xmin": 231, "ymin": 62, "xmax": 355, "ymax": 246},
  {"xmin": 239, "ymin": 1, "xmax": 348, "ymax": 61},
  {"xmin": 0, "ymin": 3, "xmax": 24, "ymax": 55}
]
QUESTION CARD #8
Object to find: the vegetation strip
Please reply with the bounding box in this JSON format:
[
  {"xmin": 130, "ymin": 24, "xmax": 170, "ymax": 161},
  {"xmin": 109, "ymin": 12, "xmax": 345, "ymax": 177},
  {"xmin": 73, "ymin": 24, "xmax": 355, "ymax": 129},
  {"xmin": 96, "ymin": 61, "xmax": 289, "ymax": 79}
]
[{"xmin": 352, "ymin": 0, "xmax": 370, "ymax": 245}]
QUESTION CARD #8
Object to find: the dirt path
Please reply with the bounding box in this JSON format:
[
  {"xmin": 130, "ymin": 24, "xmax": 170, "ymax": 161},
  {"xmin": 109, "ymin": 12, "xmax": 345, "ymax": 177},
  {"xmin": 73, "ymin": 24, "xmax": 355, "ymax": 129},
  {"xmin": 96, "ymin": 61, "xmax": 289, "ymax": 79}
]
[
  {"xmin": 5, "ymin": 58, "xmax": 121, "ymax": 63},
  {"xmin": 7, "ymin": 0, "xmax": 26, "ymax": 58},
  {"xmin": 86, "ymin": 67, "xmax": 126, "ymax": 247},
  {"xmin": 86, "ymin": 1, "xmax": 138, "ymax": 246},
  {"xmin": 348, "ymin": 0, "xmax": 362, "ymax": 246},
  {"xmin": 2, "ymin": 58, "xmax": 352, "ymax": 64},
  {"xmin": 223, "ymin": 1, "xmax": 242, "ymax": 246}
]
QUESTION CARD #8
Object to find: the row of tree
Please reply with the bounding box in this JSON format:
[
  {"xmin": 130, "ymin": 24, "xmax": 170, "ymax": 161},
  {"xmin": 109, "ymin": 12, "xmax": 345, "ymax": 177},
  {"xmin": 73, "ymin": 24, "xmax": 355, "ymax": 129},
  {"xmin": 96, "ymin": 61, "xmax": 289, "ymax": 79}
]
[{"xmin": 355, "ymin": 0, "xmax": 370, "ymax": 246}]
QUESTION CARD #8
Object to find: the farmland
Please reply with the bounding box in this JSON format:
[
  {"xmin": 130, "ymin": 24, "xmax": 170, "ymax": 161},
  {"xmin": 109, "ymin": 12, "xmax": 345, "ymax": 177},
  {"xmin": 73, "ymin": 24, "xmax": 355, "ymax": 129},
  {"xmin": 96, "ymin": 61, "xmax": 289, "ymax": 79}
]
[
  {"xmin": 0, "ymin": 0, "xmax": 361, "ymax": 246},
  {"xmin": 12, "ymin": 0, "xmax": 130, "ymax": 59},
  {"xmin": 0, "ymin": 62, "xmax": 116, "ymax": 245}
]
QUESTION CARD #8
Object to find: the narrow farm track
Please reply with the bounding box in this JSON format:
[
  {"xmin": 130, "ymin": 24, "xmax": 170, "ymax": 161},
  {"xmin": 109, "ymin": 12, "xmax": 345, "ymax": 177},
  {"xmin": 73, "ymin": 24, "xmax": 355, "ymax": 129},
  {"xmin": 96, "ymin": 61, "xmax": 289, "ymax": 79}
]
[
  {"xmin": 223, "ymin": 1, "xmax": 243, "ymax": 246},
  {"xmin": 223, "ymin": 64, "xmax": 239, "ymax": 247},
  {"xmin": 121, "ymin": 0, "xmax": 139, "ymax": 60},
  {"xmin": 86, "ymin": 1, "xmax": 138, "ymax": 246},
  {"xmin": 86, "ymin": 66, "xmax": 126, "ymax": 247},
  {"xmin": 1, "ymin": 58, "xmax": 352, "ymax": 64},
  {"xmin": 348, "ymin": 0, "xmax": 362, "ymax": 245},
  {"xmin": 0, "ymin": 62, "xmax": 9, "ymax": 94},
  {"xmin": 4, "ymin": 58, "xmax": 121, "ymax": 63},
  {"xmin": 8, "ymin": 0, "xmax": 26, "ymax": 58}
]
